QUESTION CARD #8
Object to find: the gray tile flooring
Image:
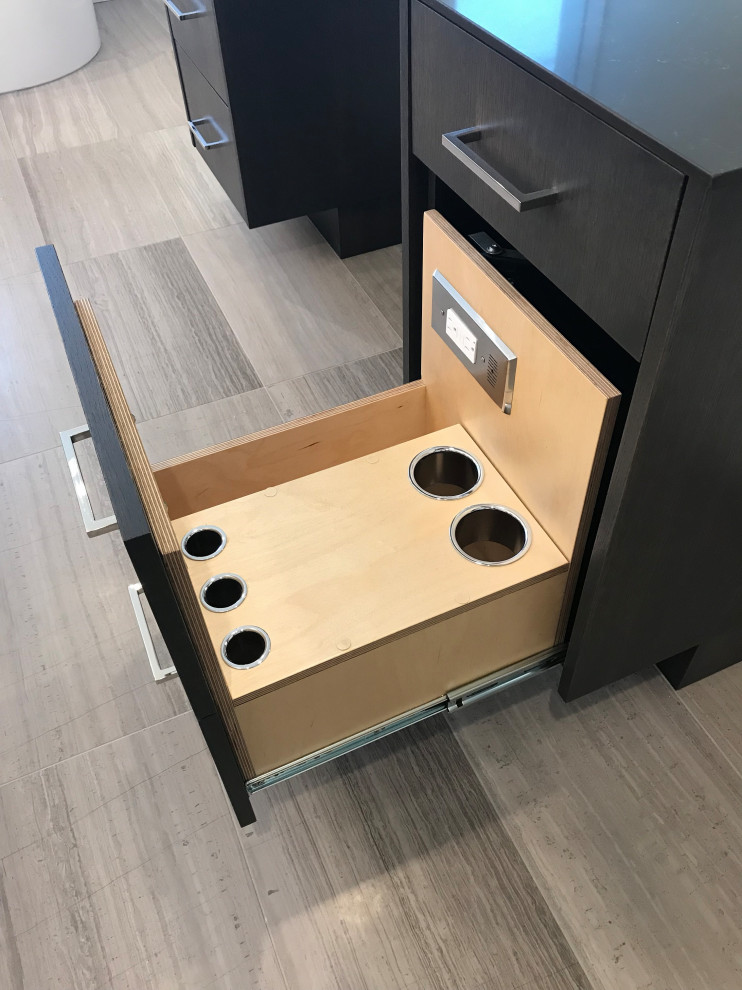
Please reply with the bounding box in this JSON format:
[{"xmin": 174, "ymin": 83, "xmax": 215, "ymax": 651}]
[{"xmin": 1, "ymin": 0, "xmax": 741, "ymax": 986}]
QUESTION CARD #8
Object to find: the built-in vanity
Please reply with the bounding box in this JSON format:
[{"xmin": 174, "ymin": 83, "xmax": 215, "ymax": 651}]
[
  {"xmin": 402, "ymin": 0, "xmax": 742, "ymax": 701},
  {"xmin": 38, "ymin": 0, "xmax": 742, "ymax": 824}
]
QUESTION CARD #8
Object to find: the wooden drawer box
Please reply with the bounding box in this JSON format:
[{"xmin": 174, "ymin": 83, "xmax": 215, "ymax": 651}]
[
  {"xmin": 411, "ymin": 1, "xmax": 684, "ymax": 359},
  {"xmin": 167, "ymin": 0, "xmax": 228, "ymax": 105},
  {"xmin": 39, "ymin": 211, "xmax": 618, "ymax": 820}
]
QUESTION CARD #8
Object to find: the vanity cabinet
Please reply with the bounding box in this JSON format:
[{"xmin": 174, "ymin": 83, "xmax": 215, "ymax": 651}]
[
  {"xmin": 166, "ymin": 0, "xmax": 401, "ymax": 255},
  {"xmin": 403, "ymin": 0, "xmax": 742, "ymax": 701}
]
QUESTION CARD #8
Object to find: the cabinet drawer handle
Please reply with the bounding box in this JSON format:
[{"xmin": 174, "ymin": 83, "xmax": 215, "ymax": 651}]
[
  {"xmin": 60, "ymin": 426, "xmax": 118, "ymax": 538},
  {"xmin": 188, "ymin": 116, "xmax": 229, "ymax": 150},
  {"xmin": 442, "ymin": 127, "xmax": 558, "ymax": 213},
  {"xmin": 164, "ymin": 0, "xmax": 206, "ymax": 21},
  {"xmin": 128, "ymin": 583, "xmax": 177, "ymax": 682}
]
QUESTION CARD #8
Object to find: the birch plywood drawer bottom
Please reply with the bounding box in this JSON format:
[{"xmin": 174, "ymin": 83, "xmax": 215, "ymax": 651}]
[{"xmin": 40, "ymin": 210, "xmax": 618, "ymax": 817}]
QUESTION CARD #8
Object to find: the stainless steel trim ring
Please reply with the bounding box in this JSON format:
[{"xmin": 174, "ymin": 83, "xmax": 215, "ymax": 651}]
[
  {"xmin": 221, "ymin": 626, "xmax": 271, "ymax": 670},
  {"xmin": 408, "ymin": 445, "xmax": 483, "ymax": 500},
  {"xmin": 181, "ymin": 524, "xmax": 228, "ymax": 561},
  {"xmin": 449, "ymin": 503, "xmax": 532, "ymax": 566},
  {"xmin": 199, "ymin": 573, "xmax": 247, "ymax": 612}
]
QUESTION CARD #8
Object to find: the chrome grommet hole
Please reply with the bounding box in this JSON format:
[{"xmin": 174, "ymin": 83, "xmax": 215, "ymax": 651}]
[
  {"xmin": 181, "ymin": 525, "xmax": 227, "ymax": 560},
  {"xmin": 409, "ymin": 446, "xmax": 483, "ymax": 499},
  {"xmin": 221, "ymin": 626, "xmax": 270, "ymax": 669},
  {"xmin": 450, "ymin": 504, "xmax": 531, "ymax": 565},
  {"xmin": 200, "ymin": 573, "xmax": 247, "ymax": 612}
]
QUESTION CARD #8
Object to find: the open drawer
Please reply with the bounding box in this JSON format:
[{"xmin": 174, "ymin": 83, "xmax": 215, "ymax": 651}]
[{"xmin": 38, "ymin": 211, "xmax": 619, "ymax": 823}]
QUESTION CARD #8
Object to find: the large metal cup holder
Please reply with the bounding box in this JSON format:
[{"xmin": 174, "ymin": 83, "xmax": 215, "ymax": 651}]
[
  {"xmin": 182, "ymin": 524, "xmax": 227, "ymax": 560},
  {"xmin": 450, "ymin": 504, "xmax": 531, "ymax": 565},
  {"xmin": 221, "ymin": 626, "xmax": 271, "ymax": 670},
  {"xmin": 200, "ymin": 573, "xmax": 247, "ymax": 612},
  {"xmin": 409, "ymin": 446, "xmax": 483, "ymax": 500}
]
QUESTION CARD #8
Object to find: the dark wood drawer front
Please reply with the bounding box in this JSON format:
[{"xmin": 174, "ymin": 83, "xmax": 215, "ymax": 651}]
[
  {"xmin": 167, "ymin": 0, "xmax": 228, "ymax": 105},
  {"xmin": 411, "ymin": 2, "xmax": 684, "ymax": 359},
  {"xmin": 177, "ymin": 44, "xmax": 246, "ymax": 219}
]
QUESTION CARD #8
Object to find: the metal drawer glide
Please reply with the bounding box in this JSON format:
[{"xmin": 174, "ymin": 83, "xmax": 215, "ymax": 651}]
[{"xmin": 246, "ymin": 646, "xmax": 564, "ymax": 793}]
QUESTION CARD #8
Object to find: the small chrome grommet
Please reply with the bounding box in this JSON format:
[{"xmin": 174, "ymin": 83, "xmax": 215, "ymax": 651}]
[
  {"xmin": 181, "ymin": 525, "xmax": 227, "ymax": 560},
  {"xmin": 409, "ymin": 446, "xmax": 483, "ymax": 500},
  {"xmin": 221, "ymin": 626, "xmax": 271, "ymax": 669},
  {"xmin": 200, "ymin": 573, "xmax": 247, "ymax": 612},
  {"xmin": 450, "ymin": 504, "xmax": 531, "ymax": 566}
]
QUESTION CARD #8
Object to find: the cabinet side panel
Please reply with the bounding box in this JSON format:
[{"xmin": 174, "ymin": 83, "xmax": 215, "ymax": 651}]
[{"xmin": 562, "ymin": 173, "xmax": 742, "ymax": 697}]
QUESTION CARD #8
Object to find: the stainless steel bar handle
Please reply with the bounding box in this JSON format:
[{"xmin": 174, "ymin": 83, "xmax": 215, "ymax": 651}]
[
  {"xmin": 128, "ymin": 583, "xmax": 178, "ymax": 682},
  {"xmin": 59, "ymin": 426, "xmax": 118, "ymax": 538},
  {"xmin": 188, "ymin": 117, "xmax": 229, "ymax": 150},
  {"xmin": 164, "ymin": 0, "xmax": 206, "ymax": 21},
  {"xmin": 442, "ymin": 127, "xmax": 558, "ymax": 213}
]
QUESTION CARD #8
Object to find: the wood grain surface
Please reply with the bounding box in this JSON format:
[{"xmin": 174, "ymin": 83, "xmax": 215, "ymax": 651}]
[
  {"xmin": 154, "ymin": 381, "xmax": 427, "ymax": 518},
  {"xmin": 267, "ymin": 349, "xmax": 403, "ymax": 421},
  {"xmin": 173, "ymin": 423, "xmax": 567, "ymax": 703},
  {"xmin": 21, "ymin": 137, "xmax": 179, "ymax": 263},
  {"xmin": 242, "ymin": 716, "xmax": 593, "ymax": 990},
  {"xmin": 68, "ymin": 239, "xmax": 261, "ymax": 420},
  {"xmin": 183, "ymin": 219, "xmax": 401, "ymax": 385},
  {"xmin": 452, "ymin": 666, "xmax": 742, "ymax": 990}
]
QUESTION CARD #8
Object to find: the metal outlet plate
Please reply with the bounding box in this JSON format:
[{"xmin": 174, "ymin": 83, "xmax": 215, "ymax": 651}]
[{"xmin": 431, "ymin": 270, "xmax": 517, "ymax": 414}]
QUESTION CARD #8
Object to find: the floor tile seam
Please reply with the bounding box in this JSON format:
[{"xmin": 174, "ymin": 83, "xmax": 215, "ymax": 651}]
[
  {"xmin": 340, "ymin": 257, "xmax": 403, "ymax": 341},
  {"xmin": 660, "ymin": 681, "xmax": 742, "ymax": 789},
  {"xmin": 0, "ymin": 709, "xmax": 194, "ymax": 792},
  {"xmin": 7, "ymin": 810, "xmax": 231, "ymax": 942},
  {"xmin": 442, "ymin": 721, "xmax": 598, "ymax": 989},
  {"xmin": 262, "ymin": 345, "xmax": 404, "ymax": 396},
  {"xmin": 0, "ymin": 672, "xmax": 188, "ymax": 789}
]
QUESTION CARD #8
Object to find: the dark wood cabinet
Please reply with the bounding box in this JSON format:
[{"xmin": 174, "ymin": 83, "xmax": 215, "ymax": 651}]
[
  {"xmin": 410, "ymin": 2, "xmax": 684, "ymax": 360},
  {"xmin": 168, "ymin": 0, "xmax": 402, "ymax": 256},
  {"xmin": 403, "ymin": 0, "xmax": 742, "ymax": 700}
]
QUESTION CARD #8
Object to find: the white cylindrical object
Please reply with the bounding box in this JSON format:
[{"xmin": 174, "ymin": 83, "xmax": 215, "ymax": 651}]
[{"xmin": 0, "ymin": 0, "xmax": 100, "ymax": 94}]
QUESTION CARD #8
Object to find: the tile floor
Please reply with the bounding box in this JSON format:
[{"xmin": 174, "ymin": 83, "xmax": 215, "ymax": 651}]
[{"xmin": 0, "ymin": 1, "xmax": 741, "ymax": 987}]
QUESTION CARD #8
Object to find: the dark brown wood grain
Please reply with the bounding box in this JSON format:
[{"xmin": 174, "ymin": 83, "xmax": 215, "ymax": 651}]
[
  {"xmin": 168, "ymin": 0, "xmax": 228, "ymax": 105},
  {"xmin": 169, "ymin": 0, "xmax": 401, "ymax": 249},
  {"xmin": 410, "ymin": 1, "xmax": 684, "ymax": 359},
  {"xmin": 176, "ymin": 44, "xmax": 246, "ymax": 220}
]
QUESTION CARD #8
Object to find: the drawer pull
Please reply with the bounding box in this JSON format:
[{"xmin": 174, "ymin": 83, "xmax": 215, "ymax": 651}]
[
  {"xmin": 442, "ymin": 127, "xmax": 558, "ymax": 213},
  {"xmin": 128, "ymin": 583, "xmax": 177, "ymax": 682},
  {"xmin": 164, "ymin": 0, "xmax": 206, "ymax": 21},
  {"xmin": 188, "ymin": 116, "xmax": 229, "ymax": 150},
  {"xmin": 60, "ymin": 425, "xmax": 118, "ymax": 538}
]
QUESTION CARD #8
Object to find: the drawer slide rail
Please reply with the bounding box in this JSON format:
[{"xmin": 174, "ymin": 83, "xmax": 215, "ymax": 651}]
[{"xmin": 246, "ymin": 646, "xmax": 564, "ymax": 793}]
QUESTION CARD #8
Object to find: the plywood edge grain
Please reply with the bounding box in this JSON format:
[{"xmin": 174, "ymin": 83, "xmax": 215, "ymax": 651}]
[{"xmin": 74, "ymin": 299, "xmax": 255, "ymax": 778}]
